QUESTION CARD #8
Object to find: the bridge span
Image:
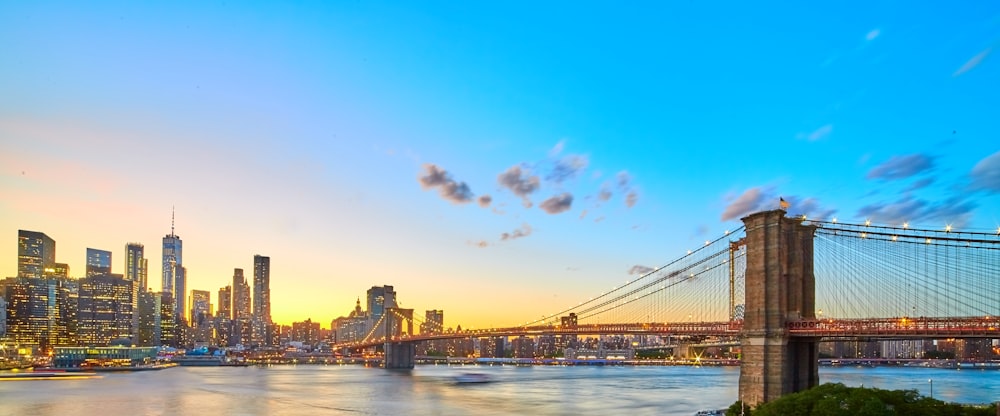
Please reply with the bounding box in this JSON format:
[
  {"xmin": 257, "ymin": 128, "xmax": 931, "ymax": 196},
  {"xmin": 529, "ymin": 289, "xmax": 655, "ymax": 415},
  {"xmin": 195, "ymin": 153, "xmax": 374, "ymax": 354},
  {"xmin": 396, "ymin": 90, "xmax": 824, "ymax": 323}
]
[{"xmin": 333, "ymin": 209, "xmax": 1000, "ymax": 406}]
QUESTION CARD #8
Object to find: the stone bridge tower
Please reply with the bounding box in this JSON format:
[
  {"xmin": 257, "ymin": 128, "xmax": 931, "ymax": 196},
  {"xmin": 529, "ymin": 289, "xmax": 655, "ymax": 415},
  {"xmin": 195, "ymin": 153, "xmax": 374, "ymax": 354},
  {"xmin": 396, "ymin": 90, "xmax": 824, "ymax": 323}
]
[{"xmin": 738, "ymin": 209, "xmax": 819, "ymax": 405}]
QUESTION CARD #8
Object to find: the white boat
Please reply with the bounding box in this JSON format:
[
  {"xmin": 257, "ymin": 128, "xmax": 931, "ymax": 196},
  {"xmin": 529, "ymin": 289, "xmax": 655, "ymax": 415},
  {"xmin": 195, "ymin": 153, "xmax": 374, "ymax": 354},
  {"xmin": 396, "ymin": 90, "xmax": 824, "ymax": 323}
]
[
  {"xmin": 694, "ymin": 410, "xmax": 725, "ymax": 416},
  {"xmin": 453, "ymin": 372, "xmax": 492, "ymax": 384}
]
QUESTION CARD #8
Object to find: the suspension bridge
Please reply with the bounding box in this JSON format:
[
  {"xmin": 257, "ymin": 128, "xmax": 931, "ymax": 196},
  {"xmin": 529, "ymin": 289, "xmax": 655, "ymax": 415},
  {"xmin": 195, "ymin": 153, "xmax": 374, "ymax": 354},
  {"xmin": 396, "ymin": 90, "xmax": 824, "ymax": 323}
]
[{"xmin": 333, "ymin": 209, "xmax": 1000, "ymax": 405}]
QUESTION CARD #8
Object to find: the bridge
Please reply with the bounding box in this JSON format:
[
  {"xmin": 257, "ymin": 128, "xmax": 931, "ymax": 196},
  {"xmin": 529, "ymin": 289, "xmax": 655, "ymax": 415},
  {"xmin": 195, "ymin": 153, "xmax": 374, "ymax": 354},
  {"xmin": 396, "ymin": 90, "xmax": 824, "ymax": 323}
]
[{"xmin": 333, "ymin": 209, "xmax": 1000, "ymax": 406}]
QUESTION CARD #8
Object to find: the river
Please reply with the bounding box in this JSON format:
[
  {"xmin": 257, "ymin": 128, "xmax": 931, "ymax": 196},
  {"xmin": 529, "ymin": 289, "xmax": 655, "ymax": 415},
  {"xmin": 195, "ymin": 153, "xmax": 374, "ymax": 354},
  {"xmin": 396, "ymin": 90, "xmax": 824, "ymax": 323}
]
[{"xmin": 1, "ymin": 364, "xmax": 997, "ymax": 415}]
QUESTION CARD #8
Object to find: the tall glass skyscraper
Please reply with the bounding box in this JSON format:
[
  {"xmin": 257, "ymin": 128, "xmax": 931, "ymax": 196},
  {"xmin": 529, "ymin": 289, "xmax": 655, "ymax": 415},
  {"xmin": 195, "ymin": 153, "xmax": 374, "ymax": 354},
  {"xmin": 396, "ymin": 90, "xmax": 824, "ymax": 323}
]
[
  {"xmin": 252, "ymin": 255, "xmax": 270, "ymax": 321},
  {"xmin": 85, "ymin": 248, "xmax": 112, "ymax": 277},
  {"xmin": 18, "ymin": 230, "xmax": 55, "ymax": 279},
  {"xmin": 252, "ymin": 255, "xmax": 271, "ymax": 347},
  {"xmin": 161, "ymin": 211, "xmax": 182, "ymax": 306},
  {"xmin": 125, "ymin": 243, "xmax": 146, "ymax": 290}
]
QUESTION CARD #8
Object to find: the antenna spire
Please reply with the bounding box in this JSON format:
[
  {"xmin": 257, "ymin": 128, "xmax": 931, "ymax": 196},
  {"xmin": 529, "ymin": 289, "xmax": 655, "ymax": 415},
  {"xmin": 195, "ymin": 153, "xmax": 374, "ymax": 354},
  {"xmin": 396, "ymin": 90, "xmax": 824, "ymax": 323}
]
[{"xmin": 171, "ymin": 206, "xmax": 175, "ymax": 235}]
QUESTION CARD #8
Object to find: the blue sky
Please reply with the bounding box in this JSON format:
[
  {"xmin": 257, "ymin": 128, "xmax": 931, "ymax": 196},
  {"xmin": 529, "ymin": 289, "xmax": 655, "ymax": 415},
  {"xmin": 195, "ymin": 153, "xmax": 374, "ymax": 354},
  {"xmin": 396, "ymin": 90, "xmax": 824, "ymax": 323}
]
[{"xmin": 1, "ymin": 1, "xmax": 998, "ymax": 327}]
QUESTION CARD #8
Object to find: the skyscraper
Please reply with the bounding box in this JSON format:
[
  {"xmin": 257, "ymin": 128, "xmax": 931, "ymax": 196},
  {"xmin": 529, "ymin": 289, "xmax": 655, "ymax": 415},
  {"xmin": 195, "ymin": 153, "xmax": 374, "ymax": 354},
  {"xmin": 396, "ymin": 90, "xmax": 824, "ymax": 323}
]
[
  {"xmin": 252, "ymin": 255, "xmax": 271, "ymax": 347},
  {"xmin": 161, "ymin": 210, "xmax": 182, "ymax": 299},
  {"xmin": 77, "ymin": 273, "xmax": 133, "ymax": 346},
  {"xmin": 190, "ymin": 289, "xmax": 211, "ymax": 327},
  {"xmin": 216, "ymin": 285, "xmax": 233, "ymax": 347},
  {"xmin": 174, "ymin": 265, "xmax": 186, "ymax": 322},
  {"xmin": 125, "ymin": 243, "xmax": 146, "ymax": 342},
  {"xmin": 366, "ymin": 285, "xmax": 397, "ymax": 322},
  {"xmin": 125, "ymin": 243, "xmax": 146, "ymax": 290},
  {"xmin": 252, "ymin": 255, "xmax": 270, "ymax": 322},
  {"xmin": 85, "ymin": 248, "xmax": 112, "ymax": 277},
  {"xmin": 232, "ymin": 269, "xmax": 252, "ymax": 346},
  {"xmin": 217, "ymin": 285, "xmax": 232, "ymax": 320},
  {"xmin": 18, "ymin": 230, "xmax": 55, "ymax": 279}
]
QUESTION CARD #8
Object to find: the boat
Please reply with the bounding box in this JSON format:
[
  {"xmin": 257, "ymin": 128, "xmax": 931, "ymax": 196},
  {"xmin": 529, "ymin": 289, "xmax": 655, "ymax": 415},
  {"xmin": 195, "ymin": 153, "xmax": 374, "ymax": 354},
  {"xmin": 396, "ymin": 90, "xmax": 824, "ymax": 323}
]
[
  {"xmin": 453, "ymin": 372, "xmax": 492, "ymax": 384},
  {"xmin": 170, "ymin": 346, "xmax": 246, "ymax": 367},
  {"xmin": 694, "ymin": 410, "xmax": 725, "ymax": 416}
]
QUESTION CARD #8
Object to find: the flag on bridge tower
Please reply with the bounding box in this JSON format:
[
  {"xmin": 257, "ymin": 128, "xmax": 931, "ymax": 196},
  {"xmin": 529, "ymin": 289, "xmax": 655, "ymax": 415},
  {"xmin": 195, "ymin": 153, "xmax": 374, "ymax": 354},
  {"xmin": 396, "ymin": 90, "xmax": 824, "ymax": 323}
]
[{"xmin": 779, "ymin": 197, "xmax": 790, "ymax": 210}]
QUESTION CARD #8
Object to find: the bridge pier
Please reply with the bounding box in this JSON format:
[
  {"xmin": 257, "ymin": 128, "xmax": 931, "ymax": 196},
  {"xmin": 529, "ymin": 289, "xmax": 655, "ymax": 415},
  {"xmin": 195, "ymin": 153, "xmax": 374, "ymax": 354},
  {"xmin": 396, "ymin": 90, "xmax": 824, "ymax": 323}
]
[
  {"xmin": 383, "ymin": 341, "xmax": 416, "ymax": 369},
  {"xmin": 739, "ymin": 209, "xmax": 818, "ymax": 406}
]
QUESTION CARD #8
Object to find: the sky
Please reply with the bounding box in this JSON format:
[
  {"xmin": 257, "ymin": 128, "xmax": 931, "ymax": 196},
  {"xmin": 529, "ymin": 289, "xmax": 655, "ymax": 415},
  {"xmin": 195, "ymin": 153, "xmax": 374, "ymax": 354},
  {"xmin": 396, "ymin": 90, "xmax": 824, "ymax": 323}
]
[{"xmin": 1, "ymin": 1, "xmax": 998, "ymax": 329}]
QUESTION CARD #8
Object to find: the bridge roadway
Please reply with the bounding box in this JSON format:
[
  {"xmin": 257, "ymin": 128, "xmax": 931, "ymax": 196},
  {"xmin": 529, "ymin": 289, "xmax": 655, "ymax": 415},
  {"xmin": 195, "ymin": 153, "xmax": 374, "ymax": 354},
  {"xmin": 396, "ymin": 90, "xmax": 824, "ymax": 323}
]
[{"xmin": 334, "ymin": 316, "xmax": 999, "ymax": 350}]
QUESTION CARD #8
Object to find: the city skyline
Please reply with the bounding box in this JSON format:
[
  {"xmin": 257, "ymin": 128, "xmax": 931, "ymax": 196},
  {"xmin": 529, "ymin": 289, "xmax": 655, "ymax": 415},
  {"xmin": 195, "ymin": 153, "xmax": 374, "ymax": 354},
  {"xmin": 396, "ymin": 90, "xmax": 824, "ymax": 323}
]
[{"xmin": 1, "ymin": 2, "xmax": 999, "ymax": 328}]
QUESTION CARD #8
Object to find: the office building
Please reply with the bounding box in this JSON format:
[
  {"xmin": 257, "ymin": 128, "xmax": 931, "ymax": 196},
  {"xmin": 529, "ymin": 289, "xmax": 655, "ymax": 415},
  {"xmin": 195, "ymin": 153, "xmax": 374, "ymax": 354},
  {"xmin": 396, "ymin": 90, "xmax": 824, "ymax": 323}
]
[
  {"xmin": 190, "ymin": 290, "xmax": 211, "ymax": 327},
  {"xmin": 135, "ymin": 291, "xmax": 161, "ymax": 346},
  {"xmin": 232, "ymin": 269, "xmax": 252, "ymax": 346},
  {"xmin": 85, "ymin": 248, "xmax": 112, "ymax": 278},
  {"xmin": 366, "ymin": 285, "xmax": 397, "ymax": 322},
  {"xmin": 422, "ymin": 310, "xmax": 444, "ymax": 334},
  {"xmin": 3, "ymin": 276, "xmax": 75, "ymax": 351},
  {"xmin": 77, "ymin": 274, "xmax": 133, "ymax": 346},
  {"xmin": 18, "ymin": 230, "xmax": 56, "ymax": 279},
  {"xmin": 162, "ymin": 211, "xmax": 182, "ymax": 302},
  {"xmin": 174, "ymin": 265, "xmax": 186, "ymax": 322},
  {"xmin": 125, "ymin": 243, "xmax": 147, "ymax": 290},
  {"xmin": 252, "ymin": 255, "xmax": 271, "ymax": 347}
]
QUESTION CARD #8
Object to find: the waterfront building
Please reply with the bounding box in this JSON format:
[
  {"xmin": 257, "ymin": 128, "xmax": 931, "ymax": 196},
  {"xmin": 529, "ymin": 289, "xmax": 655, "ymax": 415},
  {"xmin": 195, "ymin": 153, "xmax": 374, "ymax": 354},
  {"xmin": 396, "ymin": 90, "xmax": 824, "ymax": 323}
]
[
  {"xmin": 332, "ymin": 298, "xmax": 368, "ymax": 344},
  {"xmin": 421, "ymin": 310, "xmax": 444, "ymax": 334},
  {"xmin": 135, "ymin": 291, "xmax": 161, "ymax": 346},
  {"xmin": 85, "ymin": 248, "xmax": 112, "ymax": 278},
  {"xmin": 159, "ymin": 292, "xmax": 177, "ymax": 347},
  {"xmin": 291, "ymin": 318, "xmax": 321, "ymax": 348},
  {"xmin": 3, "ymin": 276, "xmax": 76, "ymax": 351},
  {"xmin": 17, "ymin": 230, "xmax": 55, "ymax": 279},
  {"xmin": 77, "ymin": 274, "xmax": 133, "ymax": 346},
  {"xmin": 161, "ymin": 211, "xmax": 182, "ymax": 306},
  {"xmin": 479, "ymin": 336, "xmax": 506, "ymax": 358},
  {"xmin": 512, "ymin": 336, "xmax": 536, "ymax": 358},
  {"xmin": 53, "ymin": 342, "xmax": 158, "ymax": 368},
  {"xmin": 125, "ymin": 243, "xmax": 146, "ymax": 341},
  {"xmin": 252, "ymin": 255, "xmax": 271, "ymax": 347},
  {"xmin": 0, "ymin": 295, "xmax": 6, "ymax": 338}
]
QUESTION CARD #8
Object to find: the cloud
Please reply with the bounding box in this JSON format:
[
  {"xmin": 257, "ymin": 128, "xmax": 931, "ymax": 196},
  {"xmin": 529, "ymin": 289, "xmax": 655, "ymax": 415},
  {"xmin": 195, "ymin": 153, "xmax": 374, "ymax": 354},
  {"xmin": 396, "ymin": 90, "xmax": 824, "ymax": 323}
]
[
  {"xmin": 628, "ymin": 265, "xmax": 655, "ymax": 276},
  {"xmin": 500, "ymin": 223, "xmax": 532, "ymax": 241},
  {"xmin": 548, "ymin": 140, "xmax": 565, "ymax": 157},
  {"xmin": 721, "ymin": 188, "xmax": 837, "ymax": 222},
  {"xmin": 616, "ymin": 171, "xmax": 632, "ymax": 190},
  {"xmin": 478, "ymin": 195, "xmax": 492, "ymax": 208},
  {"xmin": 598, "ymin": 183, "xmax": 613, "ymax": 201},
  {"xmin": 790, "ymin": 197, "xmax": 838, "ymax": 221},
  {"xmin": 857, "ymin": 195, "xmax": 976, "ymax": 228},
  {"xmin": 797, "ymin": 124, "xmax": 833, "ymax": 141},
  {"xmin": 721, "ymin": 187, "xmax": 772, "ymax": 221},
  {"xmin": 903, "ymin": 177, "xmax": 935, "ymax": 193},
  {"xmin": 468, "ymin": 240, "xmax": 489, "ymax": 248},
  {"xmin": 497, "ymin": 165, "xmax": 540, "ymax": 205},
  {"xmin": 540, "ymin": 193, "xmax": 573, "ymax": 214},
  {"xmin": 954, "ymin": 47, "xmax": 992, "ymax": 77},
  {"xmin": 625, "ymin": 190, "xmax": 639, "ymax": 208},
  {"xmin": 866, "ymin": 29, "xmax": 880, "ymax": 41},
  {"xmin": 418, "ymin": 164, "xmax": 474, "ymax": 204},
  {"xmin": 547, "ymin": 154, "xmax": 589, "ymax": 183},
  {"xmin": 971, "ymin": 151, "xmax": 1000, "ymax": 192},
  {"xmin": 866, "ymin": 154, "xmax": 934, "ymax": 180},
  {"xmin": 579, "ymin": 209, "xmax": 588, "ymax": 220}
]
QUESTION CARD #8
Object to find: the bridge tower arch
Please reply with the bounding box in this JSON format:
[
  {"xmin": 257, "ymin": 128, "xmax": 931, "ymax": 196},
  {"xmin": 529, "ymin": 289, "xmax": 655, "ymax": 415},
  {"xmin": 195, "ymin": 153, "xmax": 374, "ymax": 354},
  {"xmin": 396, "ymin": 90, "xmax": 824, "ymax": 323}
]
[{"xmin": 739, "ymin": 209, "xmax": 818, "ymax": 406}]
